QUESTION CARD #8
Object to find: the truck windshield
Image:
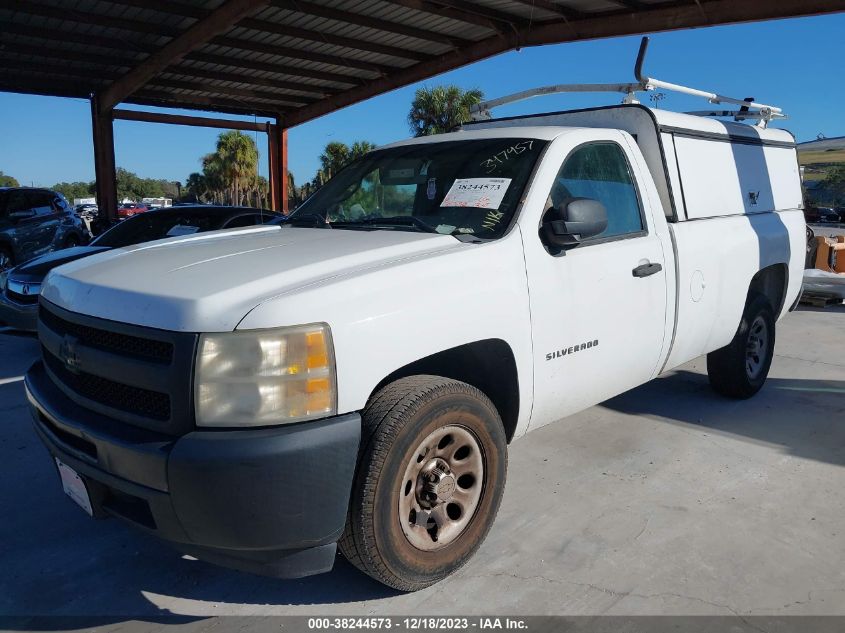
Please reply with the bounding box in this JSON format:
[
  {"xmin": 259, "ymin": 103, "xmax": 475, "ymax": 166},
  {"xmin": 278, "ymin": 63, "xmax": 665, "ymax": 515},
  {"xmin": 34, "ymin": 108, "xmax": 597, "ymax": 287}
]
[{"xmin": 286, "ymin": 137, "xmax": 547, "ymax": 239}]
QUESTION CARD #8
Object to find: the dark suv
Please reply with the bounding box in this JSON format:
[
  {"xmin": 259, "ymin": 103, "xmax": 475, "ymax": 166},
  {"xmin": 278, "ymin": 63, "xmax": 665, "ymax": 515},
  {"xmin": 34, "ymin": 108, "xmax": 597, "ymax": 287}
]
[{"xmin": 0, "ymin": 187, "xmax": 90, "ymax": 272}]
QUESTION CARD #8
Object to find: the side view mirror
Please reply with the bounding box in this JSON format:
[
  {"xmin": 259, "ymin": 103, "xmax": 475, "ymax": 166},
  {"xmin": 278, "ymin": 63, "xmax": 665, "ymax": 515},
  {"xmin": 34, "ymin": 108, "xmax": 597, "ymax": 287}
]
[
  {"xmin": 9, "ymin": 209, "xmax": 36, "ymax": 220},
  {"xmin": 541, "ymin": 197, "xmax": 608, "ymax": 250}
]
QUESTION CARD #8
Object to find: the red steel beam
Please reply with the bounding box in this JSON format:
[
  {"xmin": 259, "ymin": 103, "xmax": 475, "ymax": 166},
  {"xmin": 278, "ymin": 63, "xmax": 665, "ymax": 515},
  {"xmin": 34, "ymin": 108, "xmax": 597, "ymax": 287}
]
[
  {"xmin": 284, "ymin": 0, "xmax": 845, "ymax": 126},
  {"xmin": 113, "ymin": 109, "xmax": 270, "ymax": 132},
  {"xmin": 99, "ymin": 0, "xmax": 272, "ymax": 109}
]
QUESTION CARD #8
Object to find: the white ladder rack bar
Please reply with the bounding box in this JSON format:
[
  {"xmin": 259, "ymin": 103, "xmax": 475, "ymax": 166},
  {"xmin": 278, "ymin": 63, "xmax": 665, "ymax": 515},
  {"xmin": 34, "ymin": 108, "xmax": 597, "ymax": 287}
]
[
  {"xmin": 470, "ymin": 37, "xmax": 784, "ymax": 127},
  {"xmin": 684, "ymin": 110, "xmax": 788, "ymax": 121},
  {"xmin": 471, "ymin": 83, "xmax": 643, "ymax": 120}
]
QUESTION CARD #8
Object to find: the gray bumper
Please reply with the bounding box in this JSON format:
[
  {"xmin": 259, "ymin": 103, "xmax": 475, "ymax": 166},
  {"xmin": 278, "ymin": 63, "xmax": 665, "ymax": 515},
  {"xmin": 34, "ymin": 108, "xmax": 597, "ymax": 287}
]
[
  {"xmin": 26, "ymin": 360, "xmax": 361, "ymax": 578},
  {"xmin": 0, "ymin": 292, "xmax": 38, "ymax": 331}
]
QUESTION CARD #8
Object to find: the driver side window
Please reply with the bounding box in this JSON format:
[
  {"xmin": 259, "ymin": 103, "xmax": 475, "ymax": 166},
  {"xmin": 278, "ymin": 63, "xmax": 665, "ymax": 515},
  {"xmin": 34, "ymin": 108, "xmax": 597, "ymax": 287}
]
[{"xmin": 551, "ymin": 143, "xmax": 644, "ymax": 240}]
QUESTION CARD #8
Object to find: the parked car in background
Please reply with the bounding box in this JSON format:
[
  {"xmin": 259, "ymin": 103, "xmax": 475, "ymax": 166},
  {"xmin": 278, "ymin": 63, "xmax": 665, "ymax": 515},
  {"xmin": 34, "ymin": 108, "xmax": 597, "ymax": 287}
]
[
  {"xmin": 0, "ymin": 187, "xmax": 90, "ymax": 274},
  {"xmin": 0, "ymin": 205, "xmax": 280, "ymax": 331},
  {"xmin": 804, "ymin": 205, "xmax": 840, "ymax": 224},
  {"xmin": 117, "ymin": 202, "xmax": 149, "ymax": 219},
  {"xmin": 74, "ymin": 203, "xmax": 98, "ymax": 215}
]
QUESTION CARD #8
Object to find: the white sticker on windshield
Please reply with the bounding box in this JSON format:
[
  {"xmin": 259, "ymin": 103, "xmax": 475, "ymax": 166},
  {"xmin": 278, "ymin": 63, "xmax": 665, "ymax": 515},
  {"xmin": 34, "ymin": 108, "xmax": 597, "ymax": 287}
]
[
  {"xmin": 440, "ymin": 178, "xmax": 512, "ymax": 209},
  {"xmin": 166, "ymin": 225, "xmax": 201, "ymax": 237}
]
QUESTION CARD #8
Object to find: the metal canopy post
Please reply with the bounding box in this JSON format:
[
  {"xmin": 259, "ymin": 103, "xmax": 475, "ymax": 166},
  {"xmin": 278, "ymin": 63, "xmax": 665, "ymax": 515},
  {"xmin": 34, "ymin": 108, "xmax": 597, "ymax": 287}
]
[
  {"xmin": 268, "ymin": 117, "xmax": 288, "ymax": 214},
  {"xmin": 91, "ymin": 95, "xmax": 117, "ymax": 221}
]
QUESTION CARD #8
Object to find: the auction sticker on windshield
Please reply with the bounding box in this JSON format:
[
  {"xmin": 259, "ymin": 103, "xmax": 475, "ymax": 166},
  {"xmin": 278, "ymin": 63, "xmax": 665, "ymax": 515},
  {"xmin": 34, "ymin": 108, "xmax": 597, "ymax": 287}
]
[
  {"xmin": 441, "ymin": 178, "xmax": 511, "ymax": 209},
  {"xmin": 56, "ymin": 459, "xmax": 93, "ymax": 516}
]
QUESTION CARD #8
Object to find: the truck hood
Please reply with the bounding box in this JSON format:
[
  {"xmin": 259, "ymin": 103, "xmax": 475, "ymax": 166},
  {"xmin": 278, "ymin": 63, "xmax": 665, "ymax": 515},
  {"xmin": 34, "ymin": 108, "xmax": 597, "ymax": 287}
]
[{"xmin": 41, "ymin": 225, "xmax": 459, "ymax": 331}]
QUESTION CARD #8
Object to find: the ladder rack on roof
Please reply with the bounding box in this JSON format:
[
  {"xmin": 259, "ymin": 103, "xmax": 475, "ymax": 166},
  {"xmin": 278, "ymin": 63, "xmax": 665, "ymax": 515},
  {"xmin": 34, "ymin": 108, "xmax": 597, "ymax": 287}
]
[{"xmin": 469, "ymin": 37, "xmax": 787, "ymax": 129}]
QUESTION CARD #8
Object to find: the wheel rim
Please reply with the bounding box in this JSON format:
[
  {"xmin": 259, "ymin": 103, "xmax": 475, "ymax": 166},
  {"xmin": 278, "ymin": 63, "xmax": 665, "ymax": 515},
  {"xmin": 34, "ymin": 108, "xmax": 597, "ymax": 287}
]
[
  {"xmin": 398, "ymin": 424, "xmax": 485, "ymax": 551},
  {"xmin": 745, "ymin": 315, "xmax": 768, "ymax": 380}
]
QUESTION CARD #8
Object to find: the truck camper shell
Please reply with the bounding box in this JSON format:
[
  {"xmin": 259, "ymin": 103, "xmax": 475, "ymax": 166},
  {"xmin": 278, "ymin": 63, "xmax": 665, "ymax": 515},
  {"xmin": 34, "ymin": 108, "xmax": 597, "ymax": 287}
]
[
  {"xmin": 464, "ymin": 104, "xmax": 802, "ymax": 224},
  {"xmin": 463, "ymin": 37, "xmax": 802, "ymax": 224}
]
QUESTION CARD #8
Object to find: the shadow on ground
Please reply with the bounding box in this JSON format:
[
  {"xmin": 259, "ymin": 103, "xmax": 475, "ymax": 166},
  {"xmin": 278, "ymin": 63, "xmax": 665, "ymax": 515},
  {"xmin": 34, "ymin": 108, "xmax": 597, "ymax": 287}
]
[
  {"xmin": 603, "ymin": 371, "xmax": 845, "ymax": 467},
  {"xmin": 2, "ymin": 331, "xmax": 845, "ymax": 625}
]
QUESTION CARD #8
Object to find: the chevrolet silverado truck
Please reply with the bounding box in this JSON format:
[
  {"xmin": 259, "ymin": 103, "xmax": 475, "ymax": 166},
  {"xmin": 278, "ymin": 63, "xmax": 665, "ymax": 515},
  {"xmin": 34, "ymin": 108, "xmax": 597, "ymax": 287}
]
[{"xmin": 25, "ymin": 59, "xmax": 805, "ymax": 591}]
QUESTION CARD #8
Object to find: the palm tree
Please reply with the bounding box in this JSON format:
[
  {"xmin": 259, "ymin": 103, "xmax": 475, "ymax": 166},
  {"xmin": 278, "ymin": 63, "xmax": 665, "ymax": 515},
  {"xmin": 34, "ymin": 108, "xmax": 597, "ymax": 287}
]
[
  {"xmin": 350, "ymin": 140, "xmax": 376, "ymax": 160},
  {"xmin": 185, "ymin": 172, "xmax": 208, "ymax": 202},
  {"xmin": 201, "ymin": 153, "xmax": 225, "ymax": 204},
  {"xmin": 319, "ymin": 142, "xmax": 351, "ymax": 180},
  {"xmin": 214, "ymin": 131, "xmax": 260, "ymax": 205},
  {"xmin": 408, "ymin": 85, "xmax": 484, "ymax": 137}
]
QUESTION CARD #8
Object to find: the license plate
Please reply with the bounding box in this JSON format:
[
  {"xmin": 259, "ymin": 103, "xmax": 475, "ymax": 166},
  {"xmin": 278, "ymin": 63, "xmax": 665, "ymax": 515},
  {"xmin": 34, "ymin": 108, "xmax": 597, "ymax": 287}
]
[{"xmin": 55, "ymin": 459, "xmax": 93, "ymax": 516}]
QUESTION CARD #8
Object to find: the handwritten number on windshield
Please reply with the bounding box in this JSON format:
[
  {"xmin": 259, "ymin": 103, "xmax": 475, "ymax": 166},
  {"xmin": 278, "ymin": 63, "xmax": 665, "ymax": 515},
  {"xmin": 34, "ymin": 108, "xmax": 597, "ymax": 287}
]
[{"xmin": 481, "ymin": 141, "xmax": 535, "ymax": 174}]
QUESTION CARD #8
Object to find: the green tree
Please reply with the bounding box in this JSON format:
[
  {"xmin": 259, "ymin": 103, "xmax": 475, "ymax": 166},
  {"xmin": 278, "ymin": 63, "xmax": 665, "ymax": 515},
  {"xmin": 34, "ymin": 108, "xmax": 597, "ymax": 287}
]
[
  {"xmin": 0, "ymin": 171, "xmax": 19, "ymax": 187},
  {"xmin": 185, "ymin": 172, "xmax": 208, "ymax": 202},
  {"xmin": 350, "ymin": 141, "xmax": 376, "ymax": 160},
  {"xmin": 214, "ymin": 130, "xmax": 260, "ymax": 205},
  {"xmin": 52, "ymin": 181, "xmax": 94, "ymax": 202},
  {"xmin": 408, "ymin": 85, "xmax": 484, "ymax": 137},
  {"xmin": 319, "ymin": 142, "xmax": 351, "ymax": 181},
  {"xmin": 821, "ymin": 165, "xmax": 845, "ymax": 205}
]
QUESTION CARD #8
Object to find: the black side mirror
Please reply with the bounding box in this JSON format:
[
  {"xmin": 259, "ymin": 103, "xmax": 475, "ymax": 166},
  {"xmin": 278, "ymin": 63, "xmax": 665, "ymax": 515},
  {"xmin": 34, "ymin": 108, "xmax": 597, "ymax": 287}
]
[{"xmin": 541, "ymin": 197, "xmax": 608, "ymax": 250}]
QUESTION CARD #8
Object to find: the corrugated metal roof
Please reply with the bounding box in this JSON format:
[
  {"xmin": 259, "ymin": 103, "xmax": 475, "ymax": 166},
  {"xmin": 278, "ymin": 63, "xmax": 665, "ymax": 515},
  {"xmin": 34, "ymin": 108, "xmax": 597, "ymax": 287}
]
[{"xmin": 0, "ymin": 0, "xmax": 843, "ymax": 126}]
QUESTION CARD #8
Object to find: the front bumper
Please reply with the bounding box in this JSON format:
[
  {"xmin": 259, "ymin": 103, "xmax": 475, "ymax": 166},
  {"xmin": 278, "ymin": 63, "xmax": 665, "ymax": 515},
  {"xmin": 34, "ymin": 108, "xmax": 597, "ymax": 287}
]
[
  {"xmin": 26, "ymin": 360, "xmax": 361, "ymax": 578},
  {"xmin": 0, "ymin": 291, "xmax": 38, "ymax": 331}
]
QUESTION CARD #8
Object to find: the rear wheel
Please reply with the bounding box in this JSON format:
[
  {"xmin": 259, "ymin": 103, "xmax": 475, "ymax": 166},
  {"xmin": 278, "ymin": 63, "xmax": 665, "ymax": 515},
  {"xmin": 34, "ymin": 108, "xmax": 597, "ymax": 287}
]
[
  {"xmin": 707, "ymin": 292, "xmax": 775, "ymax": 399},
  {"xmin": 340, "ymin": 375, "xmax": 507, "ymax": 591}
]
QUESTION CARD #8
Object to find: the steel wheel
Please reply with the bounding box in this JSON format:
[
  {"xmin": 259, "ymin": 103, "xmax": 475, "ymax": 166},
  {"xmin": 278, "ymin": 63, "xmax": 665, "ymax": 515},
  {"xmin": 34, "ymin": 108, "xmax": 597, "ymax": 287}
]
[
  {"xmin": 745, "ymin": 315, "xmax": 768, "ymax": 380},
  {"xmin": 707, "ymin": 291, "xmax": 775, "ymax": 399},
  {"xmin": 340, "ymin": 375, "xmax": 507, "ymax": 591},
  {"xmin": 399, "ymin": 424, "xmax": 484, "ymax": 551}
]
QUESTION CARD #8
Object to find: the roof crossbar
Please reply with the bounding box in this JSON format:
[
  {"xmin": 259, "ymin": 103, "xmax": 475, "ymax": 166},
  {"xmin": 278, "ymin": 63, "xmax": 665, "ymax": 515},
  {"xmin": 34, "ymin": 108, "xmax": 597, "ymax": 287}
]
[{"xmin": 470, "ymin": 37, "xmax": 786, "ymax": 128}]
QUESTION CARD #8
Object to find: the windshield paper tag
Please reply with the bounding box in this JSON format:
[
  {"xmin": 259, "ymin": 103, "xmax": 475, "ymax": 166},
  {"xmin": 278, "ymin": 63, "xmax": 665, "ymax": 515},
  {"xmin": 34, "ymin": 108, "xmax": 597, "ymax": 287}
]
[
  {"xmin": 441, "ymin": 178, "xmax": 512, "ymax": 209},
  {"xmin": 166, "ymin": 225, "xmax": 201, "ymax": 237}
]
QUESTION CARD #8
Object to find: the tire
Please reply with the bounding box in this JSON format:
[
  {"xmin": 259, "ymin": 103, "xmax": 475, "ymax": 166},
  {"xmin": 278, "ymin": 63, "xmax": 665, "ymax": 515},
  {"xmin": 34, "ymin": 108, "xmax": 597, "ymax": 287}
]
[
  {"xmin": 707, "ymin": 292, "xmax": 775, "ymax": 399},
  {"xmin": 0, "ymin": 245, "xmax": 13, "ymax": 273},
  {"xmin": 64, "ymin": 234, "xmax": 80, "ymax": 248},
  {"xmin": 339, "ymin": 375, "xmax": 507, "ymax": 591}
]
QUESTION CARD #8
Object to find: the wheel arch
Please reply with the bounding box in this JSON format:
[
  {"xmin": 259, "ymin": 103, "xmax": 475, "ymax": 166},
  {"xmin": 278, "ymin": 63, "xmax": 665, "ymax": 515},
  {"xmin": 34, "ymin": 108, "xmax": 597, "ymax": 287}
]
[
  {"xmin": 369, "ymin": 339, "xmax": 520, "ymax": 443},
  {"xmin": 748, "ymin": 263, "xmax": 789, "ymax": 316}
]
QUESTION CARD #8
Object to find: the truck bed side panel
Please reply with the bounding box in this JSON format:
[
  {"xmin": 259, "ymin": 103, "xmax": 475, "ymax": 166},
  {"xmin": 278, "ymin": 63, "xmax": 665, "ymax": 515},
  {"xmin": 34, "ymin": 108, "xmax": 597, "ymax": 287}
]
[{"xmin": 662, "ymin": 209, "xmax": 805, "ymax": 372}]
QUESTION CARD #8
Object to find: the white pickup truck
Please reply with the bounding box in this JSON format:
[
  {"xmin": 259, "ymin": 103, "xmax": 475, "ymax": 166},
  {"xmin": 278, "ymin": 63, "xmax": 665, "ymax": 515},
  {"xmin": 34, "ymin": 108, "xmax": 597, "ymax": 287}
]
[{"xmin": 25, "ymin": 63, "xmax": 805, "ymax": 591}]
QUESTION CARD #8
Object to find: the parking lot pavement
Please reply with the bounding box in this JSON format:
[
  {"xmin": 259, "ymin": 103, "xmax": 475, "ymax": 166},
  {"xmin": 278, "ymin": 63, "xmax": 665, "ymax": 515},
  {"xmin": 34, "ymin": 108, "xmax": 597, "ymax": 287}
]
[{"xmin": 1, "ymin": 307, "xmax": 844, "ymax": 623}]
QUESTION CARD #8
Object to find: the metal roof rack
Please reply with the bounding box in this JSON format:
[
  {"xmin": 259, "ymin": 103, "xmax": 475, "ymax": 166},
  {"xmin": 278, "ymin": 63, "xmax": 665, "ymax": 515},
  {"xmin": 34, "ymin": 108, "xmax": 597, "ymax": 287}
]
[{"xmin": 470, "ymin": 37, "xmax": 787, "ymax": 128}]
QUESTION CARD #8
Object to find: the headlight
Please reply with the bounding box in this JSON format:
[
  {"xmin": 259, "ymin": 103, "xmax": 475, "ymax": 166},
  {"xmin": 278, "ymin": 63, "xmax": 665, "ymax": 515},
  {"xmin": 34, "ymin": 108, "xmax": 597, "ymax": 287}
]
[{"xmin": 195, "ymin": 323, "xmax": 336, "ymax": 427}]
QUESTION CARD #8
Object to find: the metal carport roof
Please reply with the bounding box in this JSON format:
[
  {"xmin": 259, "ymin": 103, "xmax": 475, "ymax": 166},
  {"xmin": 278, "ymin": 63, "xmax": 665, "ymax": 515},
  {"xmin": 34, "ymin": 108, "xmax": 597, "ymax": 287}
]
[
  {"xmin": 1, "ymin": 0, "xmax": 843, "ymax": 217},
  {"xmin": 3, "ymin": 0, "xmax": 845, "ymax": 127}
]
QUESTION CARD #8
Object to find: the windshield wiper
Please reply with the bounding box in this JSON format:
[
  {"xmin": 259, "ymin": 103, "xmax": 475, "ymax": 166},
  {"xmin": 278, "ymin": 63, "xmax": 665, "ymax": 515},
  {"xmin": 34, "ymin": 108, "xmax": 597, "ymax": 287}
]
[
  {"xmin": 283, "ymin": 212, "xmax": 331, "ymax": 228},
  {"xmin": 332, "ymin": 216, "xmax": 440, "ymax": 234}
]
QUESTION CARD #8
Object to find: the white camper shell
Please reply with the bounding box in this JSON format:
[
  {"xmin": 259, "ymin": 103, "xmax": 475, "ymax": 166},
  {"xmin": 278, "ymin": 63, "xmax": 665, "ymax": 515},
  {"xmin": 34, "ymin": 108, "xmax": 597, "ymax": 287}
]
[{"xmin": 465, "ymin": 104, "xmax": 802, "ymax": 223}]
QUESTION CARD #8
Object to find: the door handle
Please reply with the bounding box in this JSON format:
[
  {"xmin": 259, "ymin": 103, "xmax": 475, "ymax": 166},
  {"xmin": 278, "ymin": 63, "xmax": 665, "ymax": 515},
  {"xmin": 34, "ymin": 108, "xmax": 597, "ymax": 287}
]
[{"xmin": 632, "ymin": 262, "xmax": 663, "ymax": 278}]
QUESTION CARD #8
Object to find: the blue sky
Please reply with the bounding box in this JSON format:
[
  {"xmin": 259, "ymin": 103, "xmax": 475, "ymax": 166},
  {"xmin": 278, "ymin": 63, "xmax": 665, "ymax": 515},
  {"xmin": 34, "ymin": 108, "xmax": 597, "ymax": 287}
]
[{"xmin": 1, "ymin": 12, "xmax": 843, "ymax": 189}]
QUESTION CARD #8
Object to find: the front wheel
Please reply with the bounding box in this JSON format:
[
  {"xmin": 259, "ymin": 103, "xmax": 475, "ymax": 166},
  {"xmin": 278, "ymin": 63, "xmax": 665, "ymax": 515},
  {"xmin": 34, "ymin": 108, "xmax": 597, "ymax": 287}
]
[
  {"xmin": 339, "ymin": 376, "xmax": 507, "ymax": 591},
  {"xmin": 707, "ymin": 292, "xmax": 775, "ymax": 399}
]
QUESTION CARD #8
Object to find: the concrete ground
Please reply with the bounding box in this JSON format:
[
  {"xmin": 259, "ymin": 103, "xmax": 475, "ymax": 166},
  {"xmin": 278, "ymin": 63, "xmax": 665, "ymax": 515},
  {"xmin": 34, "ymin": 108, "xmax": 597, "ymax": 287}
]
[{"xmin": 1, "ymin": 306, "xmax": 844, "ymax": 622}]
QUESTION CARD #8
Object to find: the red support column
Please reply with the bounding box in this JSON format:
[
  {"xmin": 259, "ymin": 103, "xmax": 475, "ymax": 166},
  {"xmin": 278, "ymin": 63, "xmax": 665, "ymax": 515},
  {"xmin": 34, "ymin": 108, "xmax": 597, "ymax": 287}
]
[
  {"xmin": 268, "ymin": 116, "xmax": 288, "ymax": 214},
  {"xmin": 90, "ymin": 95, "xmax": 117, "ymax": 221},
  {"xmin": 267, "ymin": 122, "xmax": 279, "ymax": 211},
  {"xmin": 280, "ymin": 126, "xmax": 288, "ymax": 214}
]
